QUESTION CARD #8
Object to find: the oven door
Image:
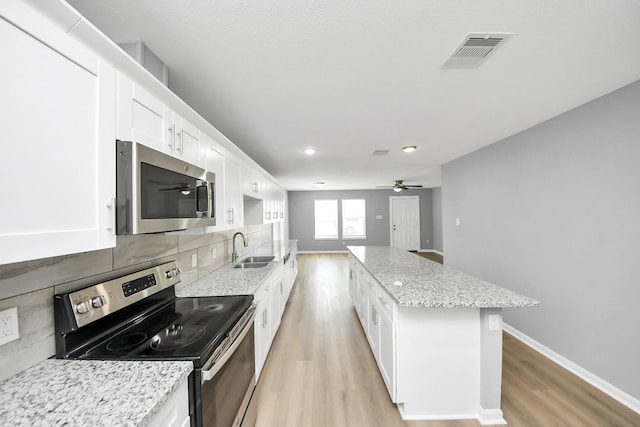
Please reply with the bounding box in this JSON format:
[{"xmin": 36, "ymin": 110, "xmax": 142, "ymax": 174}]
[{"xmin": 195, "ymin": 310, "xmax": 257, "ymax": 427}]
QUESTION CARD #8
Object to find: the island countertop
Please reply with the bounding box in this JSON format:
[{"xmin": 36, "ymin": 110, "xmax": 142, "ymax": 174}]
[{"xmin": 347, "ymin": 246, "xmax": 539, "ymax": 308}]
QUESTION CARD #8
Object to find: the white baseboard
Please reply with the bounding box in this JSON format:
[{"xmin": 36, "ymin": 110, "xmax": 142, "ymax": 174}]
[
  {"xmin": 418, "ymin": 249, "xmax": 443, "ymax": 255},
  {"xmin": 503, "ymin": 323, "xmax": 640, "ymax": 415},
  {"xmin": 297, "ymin": 250, "xmax": 349, "ymax": 254},
  {"xmin": 478, "ymin": 407, "xmax": 507, "ymax": 425}
]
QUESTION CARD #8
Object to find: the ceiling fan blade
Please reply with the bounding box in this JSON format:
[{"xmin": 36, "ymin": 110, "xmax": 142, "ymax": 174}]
[{"xmin": 403, "ymin": 184, "xmax": 423, "ymax": 188}]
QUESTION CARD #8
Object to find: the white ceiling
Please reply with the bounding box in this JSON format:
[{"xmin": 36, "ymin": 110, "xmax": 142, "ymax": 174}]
[{"xmin": 67, "ymin": 0, "xmax": 640, "ymax": 191}]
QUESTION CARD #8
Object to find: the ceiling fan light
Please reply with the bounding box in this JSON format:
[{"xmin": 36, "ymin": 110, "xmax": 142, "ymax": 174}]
[
  {"xmin": 393, "ymin": 187, "xmax": 403, "ymax": 192},
  {"xmin": 402, "ymin": 145, "xmax": 417, "ymax": 153}
]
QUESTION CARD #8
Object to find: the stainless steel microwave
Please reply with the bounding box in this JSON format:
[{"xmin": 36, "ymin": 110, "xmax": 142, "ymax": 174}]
[{"xmin": 116, "ymin": 140, "xmax": 215, "ymax": 234}]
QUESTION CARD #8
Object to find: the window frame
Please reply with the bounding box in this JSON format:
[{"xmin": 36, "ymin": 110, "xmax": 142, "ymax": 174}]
[
  {"xmin": 314, "ymin": 199, "xmax": 339, "ymax": 240},
  {"xmin": 341, "ymin": 199, "xmax": 367, "ymax": 239}
]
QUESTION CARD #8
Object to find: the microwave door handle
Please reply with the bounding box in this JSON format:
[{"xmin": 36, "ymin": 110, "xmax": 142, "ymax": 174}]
[{"xmin": 195, "ymin": 180, "xmax": 208, "ymax": 217}]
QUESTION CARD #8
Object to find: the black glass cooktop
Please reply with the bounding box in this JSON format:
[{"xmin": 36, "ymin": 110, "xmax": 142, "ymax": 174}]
[{"xmin": 77, "ymin": 295, "xmax": 252, "ymax": 368}]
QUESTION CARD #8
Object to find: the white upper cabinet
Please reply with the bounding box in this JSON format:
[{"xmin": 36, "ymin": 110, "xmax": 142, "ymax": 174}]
[
  {"xmin": 117, "ymin": 75, "xmax": 165, "ymax": 150},
  {"xmin": 117, "ymin": 75, "xmax": 202, "ymax": 168},
  {"xmin": 0, "ymin": 2, "xmax": 117, "ymax": 264},
  {"xmin": 203, "ymin": 135, "xmax": 244, "ymax": 230},
  {"xmin": 242, "ymin": 166, "xmax": 261, "ymax": 197},
  {"xmin": 224, "ymin": 156, "xmax": 244, "ymax": 227},
  {"xmin": 203, "ymin": 135, "xmax": 225, "ymax": 229},
  {"xmin": 166, "ymin": 109, "xmax": 202, "ymax": 167}
]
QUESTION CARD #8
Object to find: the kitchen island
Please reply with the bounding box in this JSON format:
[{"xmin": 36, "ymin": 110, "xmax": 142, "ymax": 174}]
[{"xmin": 347, "ymin": 246, "xmax": 538, "ymax": 425}]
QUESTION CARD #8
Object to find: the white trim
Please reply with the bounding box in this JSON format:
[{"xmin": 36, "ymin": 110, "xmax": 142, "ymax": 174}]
[
  {"xmin": 503, "ymin": 323, "xmax": 640, "ymax": 415},
  {"xmin": 478, "ymin": 407, "xmax": 507, "ymax": 425},
  {"xmin": 298, "ymin": 250, "xmax": 349, "ymax": 254},
  {"xmin": 398, "ymin": 408, "xmax": 476, "ymax": 421},
  {"xmin": 418, "ymin": 249, "xmax": 443, "ymax": 255}
]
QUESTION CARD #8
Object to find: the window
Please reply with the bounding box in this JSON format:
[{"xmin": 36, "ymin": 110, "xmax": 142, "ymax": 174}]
[
  {"xmin": 314, "ymin": 199, "xmax": 338, "ymax": 239},
  {"xmin": 342, "ymin": 199, "xmax": 366, "ymax": 239}
]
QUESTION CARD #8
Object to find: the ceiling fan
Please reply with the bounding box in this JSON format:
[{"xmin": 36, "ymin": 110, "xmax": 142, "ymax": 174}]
[{"xmin": 376, "ymin": 180, "xmax": 423, "ymax": 192}]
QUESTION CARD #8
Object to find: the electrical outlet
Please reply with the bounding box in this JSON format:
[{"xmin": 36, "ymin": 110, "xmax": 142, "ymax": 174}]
[
  {"xmin": 488, "ymin": 314, "xmax": 501, "ymax": 331},
  {"xmin": 191, "ymin": 253, "xmax": 198, "ymax": 268},
  {"xmin": 212, "ymin": 248, "xmax": 217, "ymax": 259},
  {"xmin": 0, "ymin": 307, "xmax": 19, "ymax": 346}
]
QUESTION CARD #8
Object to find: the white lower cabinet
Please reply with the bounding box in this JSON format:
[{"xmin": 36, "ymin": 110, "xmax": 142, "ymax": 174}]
[
  {"xmin": 146, "ymin": 377, "xmax": 190, "ymax": 427},
  {"xmin": 377, "ymin": 297, "xmax": 396, "ymax": 399},
  {"xmin": 254, "ymin": 279, "xmax": 273, "ymax": 379},
  {"xmin": 349, "ymin": 256, "xmax": 397, "ymax": 402},
  {"xmin": 0, "ymin": 2, "xmax": 116, "ymax": 265},
  {"xmin": 254, "ymin": 249, "xmax": 297, "ymax": 380}
]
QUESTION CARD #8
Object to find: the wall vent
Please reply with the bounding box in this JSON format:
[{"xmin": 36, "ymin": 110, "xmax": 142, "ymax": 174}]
[
  {"xmin": 372, "ymin": 150, "xmax": 390, "ymax": 156},
  {"xmin": 443, "ymin": 33, "xmax": 513, "ymax": 68}
]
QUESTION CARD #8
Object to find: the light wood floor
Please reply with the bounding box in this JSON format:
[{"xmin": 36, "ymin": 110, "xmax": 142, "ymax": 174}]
[{"xmin": 253, "ymin": 254, "xmax": 640, "ymax": 427}]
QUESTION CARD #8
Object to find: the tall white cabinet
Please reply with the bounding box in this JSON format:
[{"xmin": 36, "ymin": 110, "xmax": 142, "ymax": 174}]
[{"xmin": 0, "ymin": 3, "xmax": 116, "ymax": 265}]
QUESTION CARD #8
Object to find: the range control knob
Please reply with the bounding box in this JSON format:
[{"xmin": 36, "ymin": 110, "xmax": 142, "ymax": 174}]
[
  {"xmin": 75, "ymin": 301, "xmax": 90, "ymax": 314},
  {"xmin": 92, "ymin": 295, "xmax": 106, "ymax": 308},
  {"xmin": 165, "ymin": 268, "xmax": 180, "ymax": 278}
]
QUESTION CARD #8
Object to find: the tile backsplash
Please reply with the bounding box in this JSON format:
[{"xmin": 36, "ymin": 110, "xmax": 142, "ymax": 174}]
[{"xmin": 0, "ymin": 224, "xmax": 272, "ymax": 381}]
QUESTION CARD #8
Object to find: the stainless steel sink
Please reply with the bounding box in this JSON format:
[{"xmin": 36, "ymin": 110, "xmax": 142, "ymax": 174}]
[
  {"xmin": 240, "ymin": 256, "xmax": 275, "ymax": 263},
  {"xmin": 233, "ymin": 262, "xmax": 270, "ymax": 269}
]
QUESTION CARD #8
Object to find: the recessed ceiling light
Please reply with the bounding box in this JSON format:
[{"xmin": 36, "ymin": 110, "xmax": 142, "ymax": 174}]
[
  {"xmin": 402, "ymin": 145, "xmax": 417, "ymax": 153},
  {"xmin": 304, "ymin": 148, "xmax": 317, "ymax": 155}
]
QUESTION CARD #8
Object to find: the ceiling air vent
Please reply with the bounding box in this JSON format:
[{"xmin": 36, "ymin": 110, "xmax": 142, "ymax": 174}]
[
  {"xmin": 372, "ymin": 150, "xmax": 390, "ymax": 156},
  {"xmin": 443, "ymin": 33, "xmax": 513, "ymax": 68}
]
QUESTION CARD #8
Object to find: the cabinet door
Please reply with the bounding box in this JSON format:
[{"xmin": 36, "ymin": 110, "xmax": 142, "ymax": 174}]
[
  {"xmin": 269, "ymin": 279, "xmax": 281, "ymax": 337},
  {"xmin": 378, "ymin": 307, "xmax": 396, "ymax": 401},
  {"xmin": 0, "ymin": 7, "xmax": 116, "ymax": 264},
  {"xmin": 356, "ymin": 275, "xmax": 369, "ymax": 329},
  {"xmin": 204, "ymin": 141, "xmax": 225, "ymax": 227},
  {"xmin": 176, "ymin": 115, "xmax": 202, "ymax": 167},
  {"xmin": 117, "ymin": 74, "xmax": 166, "ymax": 151},
  {"xmin": 254, "ymin": 278, "xmax": 273, "ymax": 379},
  {"xmin": 224, "ymin": 157, "xmax": 243, "ymax": 227},
  {"xmin": 242, "ymin": 166, "xmax": 260, "ymax": 197}
]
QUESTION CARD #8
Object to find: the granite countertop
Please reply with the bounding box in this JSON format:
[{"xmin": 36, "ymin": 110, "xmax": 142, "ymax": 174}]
[
  {"xmin": 0, "ymin": 359, "xmax": 192, "ymax": 427},
  {"xmin": 176, "ymin": 240, "xmax": 297, "ymax": 297},
  {"xmin": 348, "ymin": 246, "xmax": 539, "ymax": 309}
]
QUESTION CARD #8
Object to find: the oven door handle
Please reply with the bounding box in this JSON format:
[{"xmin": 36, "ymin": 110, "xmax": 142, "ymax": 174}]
[{"xmin": 201, "ymin": 305, "xmax": 256, "ymax": 383}]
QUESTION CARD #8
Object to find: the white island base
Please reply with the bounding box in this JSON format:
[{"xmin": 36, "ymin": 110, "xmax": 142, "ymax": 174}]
[
  {"xmin": 394, "ymin": 307, "xmax": 506, "ymax": 425},
  {"xmin": 347, "ymin": 247, "xmax": 539, "ymax": 425}
]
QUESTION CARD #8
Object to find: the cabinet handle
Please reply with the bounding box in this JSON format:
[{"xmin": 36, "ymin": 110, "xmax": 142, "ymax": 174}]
[
  {"xmin": 106, "ymin": 198, "xmax": 116, "ymax": 231},
  {"xmin": 176, "ymin": 130, "xmax": 183, "ymax": 153},
  {"xmin": 168, "ymin": 125, "xmax": 175, "ymax": 149},
  {"xmin": 227, "ymin": 208, "xmax": 234, "ymax": 224},
  {"xmin": 378, "ymin": 295, "xmax": 388, "ymax": 308}
]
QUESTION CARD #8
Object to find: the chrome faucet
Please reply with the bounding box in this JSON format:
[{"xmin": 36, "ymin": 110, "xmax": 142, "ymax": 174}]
[{"xmin": 232, "ymin": 232, "xmax": 248, "ymax": 264}]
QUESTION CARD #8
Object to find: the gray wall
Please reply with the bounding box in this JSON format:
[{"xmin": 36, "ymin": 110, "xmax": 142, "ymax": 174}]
[
  {"xmin": 432, "ymin": 187, "xmax": 443, "ymax": 253},
  {"xmin": 442, "ymin": 80, "xmax": 640, "ymax": 400},
  {"xmin": 288, "ymin": 189, "xmax": 434, "ymax": 252}
]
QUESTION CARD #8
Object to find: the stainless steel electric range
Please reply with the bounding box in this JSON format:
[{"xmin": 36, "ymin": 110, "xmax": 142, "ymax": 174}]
[{"xmin": 54, "ymin": 261, "xmax": 257, "ymax": 427}]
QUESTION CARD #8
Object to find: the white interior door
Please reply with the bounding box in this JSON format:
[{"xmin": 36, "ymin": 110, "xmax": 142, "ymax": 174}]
[{"xmin": 390, "ymin": 196, "xmax": 420, "ymax": 250}]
